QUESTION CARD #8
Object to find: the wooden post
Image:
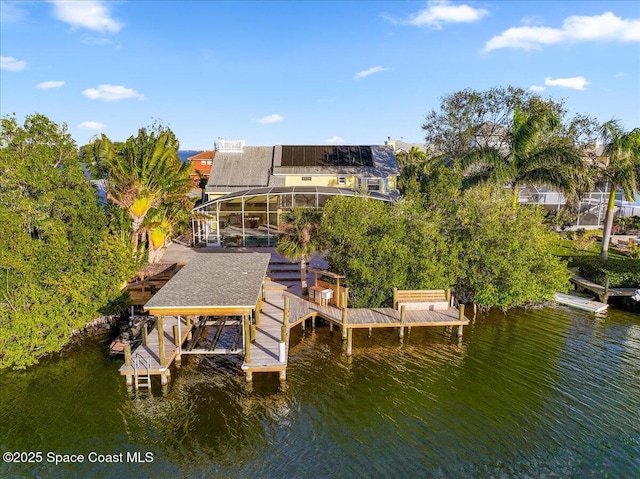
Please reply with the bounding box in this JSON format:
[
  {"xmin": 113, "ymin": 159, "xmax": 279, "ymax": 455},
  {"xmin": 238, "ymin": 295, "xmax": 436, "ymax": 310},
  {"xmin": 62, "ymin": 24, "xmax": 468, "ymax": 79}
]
[
  {"xmin": 255, "ymin": 296, "xmax": 262, "ymax": 325},
  {"xmin": 399, "ymin": 304, "xmax": 406, "ymax": 339},
  {"xmin": 445, "ymin": 288, "xmax": 451, "ymax": 304},
  {"xmin": 124, "ymin": 343, "xmax": 133, "ymax": 386},
  {"xmin": 124, "ymin": 343, "xmax": 132, "ymax": 367},
  {"xmin": 329, "ymin": 322, "xmax": 334, "ymax": 333},
  {"xmin": 243, "ymin": 315, "xmax": 251, "ymax": 364},
  {"xmin": 336, "ymin": 278, "xmax": 341, "ymax": 307},
  {"xmin": 311, "ymin": 315, "xmax": 316, "ymax": 329},
  {"xmin": 279, "ymin": 370, "xmax": 286, "ymax": 381},
  {"xmin": 246, "ymin": 371, "xmax": 253, "ymax": 383},
  {"xmin": 250, "ymin": 324, "xmax": 256, "ymax": 343},
  {"xmin": 141, "ymin": 323, "xmax": 148, "ymax": 346},
  {"xmin": 393, "ymin": 287, "xmax": 398, "ymax": 309},
  {"xmin": 186, "ymin": 316, "xmax": 192, "ymax": 340},
  {"xmin": 173, "ymin": 324, "xmax": 180, "ymax": 347},
  {"xmin": 281, "ymin": 324, "xmax": 287, "ymax": 342},
  {"xmin": 157, "ymin": 316, "xmax": 166, "ymax": 367},
  {"xmin": 368, "ymin": 327, "xmax": 372, "ymax": 337},
  {"xmin": 346, "ymin": 328, "xmax": 353, "ymax": 356},
  {"xmin": 341, "ymin": 307, "xmax": 348, "ymax": 340},
  {"xmin": 458, "ymin": 304, "xmax": 466, "ymax": 322},
  {"xmin": 283, "ymin": 296, "xmax": 290, "ymax": 328},
  {"xmin": 173, "ymin": 323, "xmax": 181, "ymax": 365}
]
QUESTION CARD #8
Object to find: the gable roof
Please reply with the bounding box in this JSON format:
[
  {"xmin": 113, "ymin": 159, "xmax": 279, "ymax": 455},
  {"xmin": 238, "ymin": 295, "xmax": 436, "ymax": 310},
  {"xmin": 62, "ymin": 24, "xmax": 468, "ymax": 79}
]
[
  {"xmin": 188, "ymin": 150, "xmax": 216, "ymax": 161},
  {"xmin": 206, "ymin": 146, "xmax": 275, "ymax": 191}
]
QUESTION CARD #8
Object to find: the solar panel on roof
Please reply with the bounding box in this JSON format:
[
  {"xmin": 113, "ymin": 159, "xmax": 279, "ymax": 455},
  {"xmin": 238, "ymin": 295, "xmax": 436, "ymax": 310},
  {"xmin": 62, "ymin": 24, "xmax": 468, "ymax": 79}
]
[{"xmin": 281, "ymin": 146, "xmax": 374, "ymax": 167}]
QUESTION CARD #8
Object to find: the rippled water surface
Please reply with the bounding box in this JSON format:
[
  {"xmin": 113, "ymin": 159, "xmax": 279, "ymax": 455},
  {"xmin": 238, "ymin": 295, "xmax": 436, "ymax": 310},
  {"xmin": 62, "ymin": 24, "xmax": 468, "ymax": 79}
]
[{"xmin": 1, "ymin": 306, "xmax": 639, "ymax": 478}]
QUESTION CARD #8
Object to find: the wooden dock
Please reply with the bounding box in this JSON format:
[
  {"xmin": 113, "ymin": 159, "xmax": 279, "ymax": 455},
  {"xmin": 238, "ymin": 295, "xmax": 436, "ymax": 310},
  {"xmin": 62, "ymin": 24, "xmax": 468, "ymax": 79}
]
[
  {"xmin": 242, "ymin": 281, "xmax": 290, "ymax": 380},
  {"xmin": 119, "ymin": 315, "xmax": 192, "ymax": 387},
  {"xmin": 118, "ymin": 252, "xmax": 470, "ymax": 386},
  {"xmin": 240, "ymin": 286, "xmax": 469, "ymax": 381},
  {"xmin": 570, "ymin": 274, "xmax": 638, "ymax": 303}
]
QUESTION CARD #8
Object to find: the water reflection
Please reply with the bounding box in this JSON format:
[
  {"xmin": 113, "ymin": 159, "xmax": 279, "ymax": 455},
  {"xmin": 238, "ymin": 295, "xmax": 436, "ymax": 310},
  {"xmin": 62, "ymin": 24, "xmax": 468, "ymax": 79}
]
[{"xmin": 1, "ymin": 307, "xmax": 638, "ymax": 477}]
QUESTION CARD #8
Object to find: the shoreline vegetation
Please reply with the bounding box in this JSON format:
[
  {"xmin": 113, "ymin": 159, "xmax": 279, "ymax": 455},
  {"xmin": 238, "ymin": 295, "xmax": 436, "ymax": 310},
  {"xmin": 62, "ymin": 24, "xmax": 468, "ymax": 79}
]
[{"xmin": 2, "ymin": 84, "xmax": 638, "ymax": 370}]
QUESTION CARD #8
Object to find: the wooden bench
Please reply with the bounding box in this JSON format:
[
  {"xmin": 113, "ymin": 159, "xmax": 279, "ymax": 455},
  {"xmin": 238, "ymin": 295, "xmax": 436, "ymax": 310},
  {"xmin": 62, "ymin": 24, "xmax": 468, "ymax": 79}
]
[{"xmin": 394, "ymin": 288, "xmax": 450, "ymax": 311}]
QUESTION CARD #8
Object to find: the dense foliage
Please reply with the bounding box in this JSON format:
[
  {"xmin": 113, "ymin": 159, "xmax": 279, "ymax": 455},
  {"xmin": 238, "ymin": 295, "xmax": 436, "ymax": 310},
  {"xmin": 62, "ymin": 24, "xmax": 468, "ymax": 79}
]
[
  {"xmin": 453, "ymin": 188, "xmax": 570, "ymax": 308},
  {"xmin": 578, "ymin": 261, "xmax": 640, "ymax": 289},
  {"xmin": 86, "ymin": 125, "xmax": 194, "ymax": 262},
  {"xmin": 320, "ymin": 189, "xmax": 569, "ymax": 310},
  {"xmin": 0, "ymin": 114, "xmax": 137, "ymax": 369},
  {"xmin": 276, "ymin": 208, "xmax": 323, "ymax": 294},
  {"xmin": 320, "ymin": 196, "xmax": 456, "ymax": 307}
]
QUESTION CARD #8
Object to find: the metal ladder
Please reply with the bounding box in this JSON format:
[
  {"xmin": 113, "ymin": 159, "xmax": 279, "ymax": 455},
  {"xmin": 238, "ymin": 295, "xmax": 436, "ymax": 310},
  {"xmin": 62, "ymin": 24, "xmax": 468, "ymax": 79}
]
[{"xmin": 133, "ymin": 354, "xmax": 151, "ymax": 390}]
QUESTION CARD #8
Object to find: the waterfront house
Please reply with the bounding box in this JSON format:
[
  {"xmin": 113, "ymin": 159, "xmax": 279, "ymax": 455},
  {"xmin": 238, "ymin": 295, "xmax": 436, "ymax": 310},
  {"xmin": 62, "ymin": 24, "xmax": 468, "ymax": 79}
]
[{"xmin": 192, "ymin": 139, "xmax": 399, "ymax": 246}]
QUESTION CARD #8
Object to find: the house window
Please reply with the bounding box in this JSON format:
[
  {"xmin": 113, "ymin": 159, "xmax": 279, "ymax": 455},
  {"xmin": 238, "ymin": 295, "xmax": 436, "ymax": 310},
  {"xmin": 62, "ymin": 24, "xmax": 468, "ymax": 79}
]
[
  {"xmin": 337, "ymin": 176, "xmax": 346, "ymax": 185},
  {"xmin": 301, "ymin": 176, "xmax": 312, "ymax": 181},
  {"xmin": 366, "ymin": 178, "xmax": 381, "ymax": 191}
]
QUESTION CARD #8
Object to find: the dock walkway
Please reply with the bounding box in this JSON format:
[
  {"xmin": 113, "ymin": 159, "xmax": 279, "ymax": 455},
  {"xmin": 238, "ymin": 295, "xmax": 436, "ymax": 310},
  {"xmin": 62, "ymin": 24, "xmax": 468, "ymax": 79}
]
[
  {"xmin": 119, "ymin": 316, "xmax": 191, "ymax": 386},
  {"xmin": 570, "ymin": 274, "xmax": 637, "ymax": 302}
]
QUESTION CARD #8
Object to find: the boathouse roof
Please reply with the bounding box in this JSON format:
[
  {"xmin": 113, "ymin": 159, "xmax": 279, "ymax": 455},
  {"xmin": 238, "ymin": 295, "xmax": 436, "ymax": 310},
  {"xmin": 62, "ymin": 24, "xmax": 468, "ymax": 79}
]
[{"xmin": 144, "ymin": 253, "xmax": 271, "ymax": 316}]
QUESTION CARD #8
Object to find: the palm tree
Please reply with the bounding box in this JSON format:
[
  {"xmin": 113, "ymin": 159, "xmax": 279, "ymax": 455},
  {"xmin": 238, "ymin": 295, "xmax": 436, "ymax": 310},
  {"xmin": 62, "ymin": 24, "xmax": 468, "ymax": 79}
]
[
  {"xmin": 598, "ymin": 120, "xmax": 640, "ymax": 260},
  {"xmin": 461, "ymin": 107, "xmax": 588, "ymax": 209},
  {"xmin": 89, "ymin": 127, "xmax": 193, "ymax": 254},
  {"xmin": 276, "ymin": 208, "xmax": 322, "ymax": 295}
]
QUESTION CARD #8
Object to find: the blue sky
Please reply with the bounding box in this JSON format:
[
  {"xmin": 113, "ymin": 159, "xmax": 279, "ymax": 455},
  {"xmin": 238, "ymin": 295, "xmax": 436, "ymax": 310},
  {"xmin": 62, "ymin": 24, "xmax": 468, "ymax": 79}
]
[{"xmin": 1, "ymin": 1, "xmax": 639, "ymax": 150}]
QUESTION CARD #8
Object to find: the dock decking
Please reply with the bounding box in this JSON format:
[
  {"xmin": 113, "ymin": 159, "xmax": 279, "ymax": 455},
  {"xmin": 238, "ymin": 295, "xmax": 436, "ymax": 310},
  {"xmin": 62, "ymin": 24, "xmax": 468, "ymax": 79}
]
[
  {"xmin": 119, "ymin": 315, "xmax": 192, "ymax": 385},
  {"xmin": 119, "ymin": 252, "xmax": 470, "ymax": 387},
  {"xmin": 570, "ymin": 274, "xmax": 638, "ymax": 303}
]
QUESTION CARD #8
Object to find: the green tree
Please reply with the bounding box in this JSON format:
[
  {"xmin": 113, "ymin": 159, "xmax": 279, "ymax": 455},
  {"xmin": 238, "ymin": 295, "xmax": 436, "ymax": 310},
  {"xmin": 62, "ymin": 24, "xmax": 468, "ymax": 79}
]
[
  {"xmin": 320, "ymin": 196, "xmax": 455, "ymax": 307},
  {"xmin": 0, "ymin": 113, "xmax": 137, "ymax": 369},
  {"xmin": 454, "ymin": 187, "xmax": 570, "ymax": 308},
  {"xmin": 276, "ymin": 208, "xmax": 323, "ymax": 295},
  {"xmin": 87, "ymin": 126, "xmax": 194, "ymax": 258},
  {"xmin": 461, "ymin": 104, "xmax": 589, "ymax": 209},
  {"xmin": 597, "ymin": 120, "xmax": 640, "ymax": 260}
]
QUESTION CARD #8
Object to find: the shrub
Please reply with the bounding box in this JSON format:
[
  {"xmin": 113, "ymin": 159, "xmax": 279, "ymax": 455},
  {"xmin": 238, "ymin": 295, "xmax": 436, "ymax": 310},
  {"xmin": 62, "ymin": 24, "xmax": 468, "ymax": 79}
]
[{"xmin": 578, "ymin": 260, "xmax": 640, "ymax": 288}]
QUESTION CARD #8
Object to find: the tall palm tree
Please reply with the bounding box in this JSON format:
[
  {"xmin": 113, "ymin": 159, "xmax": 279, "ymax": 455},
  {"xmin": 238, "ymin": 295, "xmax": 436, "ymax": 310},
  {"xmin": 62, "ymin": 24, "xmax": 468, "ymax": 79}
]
[
  {"xmin": 89, "ymin": 128, "xmax": 193, "ymax": 253},
  {"xmin": 598, "ymin": 120, "xmax": 640, "ymax": 260},
  {"xmin": 461, "ymin": 107, "xmax": 588, "ymax": 209},
  {"xmin": 276, "ymin": 208, "xmax": 322, "ymax": 295}
]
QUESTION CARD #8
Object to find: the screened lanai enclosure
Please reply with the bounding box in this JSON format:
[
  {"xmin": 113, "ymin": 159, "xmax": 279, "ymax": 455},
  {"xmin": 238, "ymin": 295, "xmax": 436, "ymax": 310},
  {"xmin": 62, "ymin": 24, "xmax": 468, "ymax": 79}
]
[{"xmin": 192, "ymin": 186, "xmax": 393, "ymax": 246}]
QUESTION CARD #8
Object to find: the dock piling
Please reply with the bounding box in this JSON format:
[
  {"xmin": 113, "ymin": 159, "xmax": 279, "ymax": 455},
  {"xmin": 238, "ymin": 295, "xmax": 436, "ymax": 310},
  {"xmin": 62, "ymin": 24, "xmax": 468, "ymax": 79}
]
[{"xmin": 157, "ymin": 316, "xmax": 166, "ymax": 367}]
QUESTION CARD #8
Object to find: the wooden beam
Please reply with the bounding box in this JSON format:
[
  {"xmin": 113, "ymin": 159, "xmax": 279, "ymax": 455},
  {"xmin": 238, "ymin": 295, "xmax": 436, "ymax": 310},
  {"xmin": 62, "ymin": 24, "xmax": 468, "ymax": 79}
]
[{"xmin": 145, "ymin": 306, "xmax": 254, "ymax": 316}]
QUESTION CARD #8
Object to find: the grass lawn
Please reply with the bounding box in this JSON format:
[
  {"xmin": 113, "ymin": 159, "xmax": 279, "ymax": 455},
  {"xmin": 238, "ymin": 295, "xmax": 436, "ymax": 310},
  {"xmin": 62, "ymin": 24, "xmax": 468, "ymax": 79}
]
[{"xmin": 552, "ymin": 238, "xmax": 629, "ymax": 268}]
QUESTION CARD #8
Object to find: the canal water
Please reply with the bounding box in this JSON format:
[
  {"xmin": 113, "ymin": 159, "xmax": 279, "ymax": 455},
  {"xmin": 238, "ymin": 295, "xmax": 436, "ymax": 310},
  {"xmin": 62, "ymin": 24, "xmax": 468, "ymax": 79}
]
[{"xmin": 1, "ymin": 305, "xmax": 639, "ymax": 478}]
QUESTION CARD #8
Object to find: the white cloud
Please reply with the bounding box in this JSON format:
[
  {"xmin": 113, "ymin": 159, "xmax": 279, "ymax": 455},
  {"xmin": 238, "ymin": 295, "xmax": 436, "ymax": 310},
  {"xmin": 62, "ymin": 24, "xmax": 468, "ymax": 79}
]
[
  {"xmin": 615, "ymin": 72, "xmax": 624, "ymax": 78},
  {"xmin": 257, "ymin": 114, "xmax": 284, "ymax": 124},
  {"xmin": 485, "ymin": 12, "xmax": 640, "ymax": 51},
  {"xmin": 82, "ymin": 84, "xmax": 145, "ymax": 101},
  {"xmin": 1, "ymin": 56, "xmax": 26, "ymax": 71},
  {"xmin": 325, "ymin": 136, "xmax": 345, "ymax": 144},
  {"xmin": 354, "ymin": 66, "xmax": 388, "ymax": 80},
  {"xmin": 78, "ymin": 121, "xmax": 105, "ymax": 130},
  {"xmin": 36, "ymin": 80, "xmax": 65, "ymax": 89},
  {"xmin": 530, "ymin": 85, "xmax": 546, "ymax": 92},
  {"xmin": 407, "ymin": 1, "xmax": 488, "ymax": 29},
  {"xmin": 49, "ymin": 0, "xmax": 122, "ymax": 33},
  {"xmin": 544, "ymin": 76, "xmax": 590, "ymax": 91}
]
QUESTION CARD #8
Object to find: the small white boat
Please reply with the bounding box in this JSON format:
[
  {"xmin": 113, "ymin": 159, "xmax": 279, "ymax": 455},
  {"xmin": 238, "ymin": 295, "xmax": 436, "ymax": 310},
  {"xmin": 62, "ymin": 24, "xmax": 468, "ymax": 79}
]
[{"xmin": 554, "ymin": 293, "xmax": 608, "ymax": 313}]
